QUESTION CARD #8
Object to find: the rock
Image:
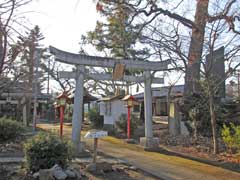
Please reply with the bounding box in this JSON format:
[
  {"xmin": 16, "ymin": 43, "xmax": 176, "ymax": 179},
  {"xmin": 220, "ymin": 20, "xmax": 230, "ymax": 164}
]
[
  {"xmin": 51, "ymin": 164, "xmax": 67, "ymax": 180},
  {"xmin": 68, "ymin": 165, "xmax": 82, "ymax": 180},
  {"xmin": 72, "ymin": 167, "xmax": 82, "ymax": 179},
  {"xmin": 96, "ymin": 162, "xmax": 112, "ymax": 172},
  {"xmin": 125, "ymin": 139, "xmax": 136, "ymax": 144},
  {"xmin": 33, "ymin": 172, "xmax": 40, "ymax": 179},
  {"xmin": 39, "ymin": 169, "xmax": 54, "ymax": 180},
  {"xmin": 86, "ymin": 163, "xmax": 97, "ymax": 172},
  {"xmin": 65, "ymin": 169, "xmax": 76, "ymax": 178},
  {"xmin": 129, "ymin": 166, "xmax": 137, "ymax": 170},
  {"xmin": 112, "ymin": 164, "xmax": 128, "ymax": 172},
  {"xmin": 140, "ymin": 137, "xmax": 160, "ymax": 150}
]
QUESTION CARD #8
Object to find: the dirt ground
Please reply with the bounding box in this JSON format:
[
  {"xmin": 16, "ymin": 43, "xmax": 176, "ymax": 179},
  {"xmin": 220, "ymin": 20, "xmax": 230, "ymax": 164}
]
[
  {"xmin": 0, "ymin": 161, "xmax": 159, "ymax": 180},
  {"xmin": 0, "ymin": 130, "xmax": 160, "ymax": 180},
  {"xmin": 1, "ymin": 122, "xmax": 240, "ymax": 179},
  {"xmin": 151, "ymin": 123, "xmax": 240, "ymax": 169},
  {"xmin": 114, "ymin": 122, "xmax": 240, "ymax": 169}
]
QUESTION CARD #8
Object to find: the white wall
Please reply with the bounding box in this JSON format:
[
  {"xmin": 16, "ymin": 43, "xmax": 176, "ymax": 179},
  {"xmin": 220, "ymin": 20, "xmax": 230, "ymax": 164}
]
[
  {"xmin": 99, "ymin": 101, "xmax": 105, "ymax": 115},
  {"xmin": 100, "ymin": 100, "xmax": 128, "ymax": 125}
]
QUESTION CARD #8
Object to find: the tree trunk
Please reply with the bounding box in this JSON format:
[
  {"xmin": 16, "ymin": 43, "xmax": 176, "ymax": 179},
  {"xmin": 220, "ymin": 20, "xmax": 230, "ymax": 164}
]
[
  {"xmin": 184, "ymin": 0, "xmax": 209, "ymax": 97},
  {"xmin": 209, "ymin": 88, "xmax": 218, "ymax": 154},
  {"xmin": 26, "ymin": 97, "xmax": 32, "ymax": 126},
  {"xmin": 16, "ymin": 98, "xmax": 21, "ymax": 121},
  {"xmin": 140, "ymin": 101, "xmax": 144, "ymax": 124},
  {"xmin": 193, "ymin": 110, "xmax": 198, "ymax": 141},
  {"xmin": 167, "ymin": 86, "xmax": 173, "ymax": 125},
  {"xmin": 0, "ymin": 26, "xmax": 4, "ymax": 74}
]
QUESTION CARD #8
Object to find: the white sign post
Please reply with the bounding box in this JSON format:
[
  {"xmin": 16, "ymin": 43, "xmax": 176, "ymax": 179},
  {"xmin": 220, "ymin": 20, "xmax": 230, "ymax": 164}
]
[{"xmin": 84, "ymin": 130, "xmax": 108, "ymax": 163}]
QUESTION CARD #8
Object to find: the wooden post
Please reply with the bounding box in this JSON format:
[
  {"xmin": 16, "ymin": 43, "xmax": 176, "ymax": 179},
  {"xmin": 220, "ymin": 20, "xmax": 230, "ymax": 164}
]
[
  {"xmin": 22, "ymin": 97, "xmax": 27, "ymax": 126},
  {"xmin": 60, "ymin": 106, "xmax": 64, "ymax": 138},
  {"xmin": 72, "ymin": 65, "xmax": 85, "ymax": 153},
  {"xmin": 54, "ymin": 107, "xmax": 57, "ymax": 121},
  {"xmin": 93, "ymin": 138, "xmax": 98, "ymax": 163},
  {"xmin": 127, "ymin": 106, "xmax": 131, "ymax": 139},
  {"xmin": 144, "ymin": 71, "xmax": 153, "ymax": 138}
]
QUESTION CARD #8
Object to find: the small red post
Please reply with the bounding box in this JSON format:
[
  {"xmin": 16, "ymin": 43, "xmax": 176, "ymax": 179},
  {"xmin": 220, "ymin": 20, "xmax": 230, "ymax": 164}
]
[
  {"xmin": 60, "ymin": 106, "xmax": 64, "ymax": 138},
  {"xmin": 127, "ymin": 106, "xmax": 131, "ymax": 139}
]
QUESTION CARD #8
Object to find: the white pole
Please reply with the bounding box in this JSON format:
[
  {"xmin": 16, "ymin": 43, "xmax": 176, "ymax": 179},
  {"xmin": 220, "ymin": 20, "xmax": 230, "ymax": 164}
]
[
  {"xmin": 144, "ymin": 71, "xmax": 153, "ymax": 138},
  {"xmin": 33, "ymin": 49, "xmax": 40, "ymax": 131},
  {"xmin": 72, "ymin": 65, "xmax": 85, "ymax": 152},
  {"xmin": 22, "ymin": 97, "xmax": 27, "ymax": 126}
]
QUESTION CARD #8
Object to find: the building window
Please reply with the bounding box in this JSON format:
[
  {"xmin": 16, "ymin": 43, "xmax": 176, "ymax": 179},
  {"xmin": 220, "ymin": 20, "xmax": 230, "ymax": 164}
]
[
  {"xmin": 133, "ymin": 105, "xmax": 140, "ymax": 112},
  {"xmin": 156, "ymin": 99, "xmax": 168, "ymax": 116},
  {"xmin": 105, "ymin": 102, "xmax": 111, "ymax": 116}
]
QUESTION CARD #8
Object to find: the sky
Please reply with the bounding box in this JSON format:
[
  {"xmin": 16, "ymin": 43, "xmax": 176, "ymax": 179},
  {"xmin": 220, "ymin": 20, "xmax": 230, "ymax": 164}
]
[
  {"xmin": 16, "ymin": 0, "xmax": 100, "ymax": 93},
  {"xmin": 23, "ymin": 0, "xmax": 99, "ymax": 53},
  {"xmin": 13, "ymin": 0, "xmax": 238, "ymax": 96},
  {"xmin": 18, "ymin": 0, "xmax": 184, "ymax": 94}
]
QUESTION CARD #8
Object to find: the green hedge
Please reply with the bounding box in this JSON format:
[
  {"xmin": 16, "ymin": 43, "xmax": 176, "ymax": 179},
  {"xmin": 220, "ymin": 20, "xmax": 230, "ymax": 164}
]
[
  {"xmin": 24, "ymin": 132, "xmax": 72, "ymax": 172},
  {"xmin": 0, "ymin": 117, "xmax": 24, "ymax": 142},
  {"xmin": 88, "ymin": 108, "xmax": 103, "ymax": 129},
  {"xmin": 115, "ymin": 114, "xmax": 138, "ymax": 134}
]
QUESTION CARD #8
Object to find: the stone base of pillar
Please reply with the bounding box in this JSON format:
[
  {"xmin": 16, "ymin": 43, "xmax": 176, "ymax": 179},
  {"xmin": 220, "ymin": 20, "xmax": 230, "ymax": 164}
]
[
  {"xmin": 73, "ymin": 141, "xmax": 87, "ymax": 156},
  {"xmin": 140, "ymin": 137, "xmax": 160, "ymax": 150}
]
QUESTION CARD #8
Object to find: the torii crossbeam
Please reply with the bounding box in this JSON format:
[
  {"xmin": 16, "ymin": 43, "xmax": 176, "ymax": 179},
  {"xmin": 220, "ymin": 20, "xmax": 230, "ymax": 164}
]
[{"xmin": 50, "ymin": 46, "xmax": 169, "ymax": 71}]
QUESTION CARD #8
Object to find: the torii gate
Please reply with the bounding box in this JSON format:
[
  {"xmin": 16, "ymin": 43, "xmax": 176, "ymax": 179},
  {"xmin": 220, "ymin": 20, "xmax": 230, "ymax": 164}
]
[{"xmin": 49, "ymin": 46, "xmax": 169, "ymax": 152}]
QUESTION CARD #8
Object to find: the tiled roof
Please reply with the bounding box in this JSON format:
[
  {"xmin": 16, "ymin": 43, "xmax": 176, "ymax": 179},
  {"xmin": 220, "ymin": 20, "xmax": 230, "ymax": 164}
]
[{"xmin": 133, "ymin": 85, "xmax": 184, "ymax": 99}]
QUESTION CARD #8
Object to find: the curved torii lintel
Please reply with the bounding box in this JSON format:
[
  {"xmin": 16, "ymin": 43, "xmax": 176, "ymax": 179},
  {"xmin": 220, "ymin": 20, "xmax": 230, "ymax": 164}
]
[{"xmin": 49, "ymin": 46, "xmax": 169, "ymax": 71}]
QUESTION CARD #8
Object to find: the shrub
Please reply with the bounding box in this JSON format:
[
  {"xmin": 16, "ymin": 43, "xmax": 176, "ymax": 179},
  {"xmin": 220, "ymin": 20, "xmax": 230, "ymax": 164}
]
[
  {"xmin": 183, "ymin": 80, "xmax": 226, "ymax": 137},
  {"xmin": 88, "ymin": 108, "xmax": 103, "ymax": 129},
  {"xmin": 221, "ymin": 123, "xmax": 240, "ymax": 153},
  {"xmin": 24, "ymin": 132, "xmax": 72, "ymax": 172},
  {"xmin": 0, "ymin": 117, "xmax": 24, "ymax": 142},
  {"xmin": 115, "ymin": 114, "xmax": 138, "ymax": 135}
]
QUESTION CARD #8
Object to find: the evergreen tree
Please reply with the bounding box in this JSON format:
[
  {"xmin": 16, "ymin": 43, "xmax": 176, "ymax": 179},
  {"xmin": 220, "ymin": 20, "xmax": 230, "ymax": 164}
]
[
  {"xmin": 15, "ymin": 25, "xmax": 45, "ymax": 125},
  {"xmin": 81, "ymin": 1, "xmax": 149, "ymax": 95}
]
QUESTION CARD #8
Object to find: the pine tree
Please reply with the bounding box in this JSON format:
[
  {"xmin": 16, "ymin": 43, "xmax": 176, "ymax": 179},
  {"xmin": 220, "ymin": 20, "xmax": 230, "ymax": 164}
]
[
  {"xmin": 81, "ymin": 1, "xmax": 149, "ymax": 95},
  {"xmin": 16, "ymin": 25, "xmax": 45, "ymax": 126}
]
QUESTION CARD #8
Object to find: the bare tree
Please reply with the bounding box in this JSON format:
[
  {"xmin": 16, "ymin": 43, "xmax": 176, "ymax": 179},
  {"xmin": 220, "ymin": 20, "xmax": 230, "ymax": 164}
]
[
  {"xmin": 201, "ymin": 17, "xmax": 240, "ymax": 153},
  {"xmin": 94, "ymin": 0, "xmax": 240, "ymax": 154},
  {"xmin": 0, "ymin": 0, "xmax": 32, "ymax": 75}
]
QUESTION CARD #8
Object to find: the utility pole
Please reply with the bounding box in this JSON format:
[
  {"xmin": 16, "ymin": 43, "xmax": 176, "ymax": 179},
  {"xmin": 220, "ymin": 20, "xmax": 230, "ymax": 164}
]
[
  {"xmin": 33, "ymin": 49, "xmax": 40, "ymax": 131},
  {"xmin": 47, "ymin": 57, "xmax": 50, "ymax": 95}
]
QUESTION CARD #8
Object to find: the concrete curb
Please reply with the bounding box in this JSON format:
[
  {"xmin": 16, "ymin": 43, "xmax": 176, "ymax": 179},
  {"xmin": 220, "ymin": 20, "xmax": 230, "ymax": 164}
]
[
  {"xmin": 155, "ymin": 146, "xmax": 240, "ymax": 173},
  {"xmin": 0, "ymin": 157, "xmax": 25, "ymax": 163}
]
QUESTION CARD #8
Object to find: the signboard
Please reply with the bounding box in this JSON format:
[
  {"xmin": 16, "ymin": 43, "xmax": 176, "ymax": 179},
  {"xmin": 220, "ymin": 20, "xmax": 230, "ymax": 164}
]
[
  {"xmin": 84, "ymin": 130, "xmax": 108, "ymax": 139},
  {"xmin": 169, "ymin": 103, "xmax": 175, "ymax": 118}
]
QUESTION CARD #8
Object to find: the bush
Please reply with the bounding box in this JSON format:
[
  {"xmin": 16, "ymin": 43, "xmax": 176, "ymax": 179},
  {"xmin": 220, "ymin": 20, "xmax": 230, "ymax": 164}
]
[
  {"xmin": 88, "ymin": 108, "xmax": 103, "ymax": 129},
  {"xmin": 221, "ymin": 123, "xmax": 240, "ymax": 153},
  {"xmin": 24, "ymin": 132, "xmax": 72, "ymax": 172},
  {"xmin": 0, "ymin": 117, "xmax": 24, "ymax": 142},
  {"xmin": 115, "ymin": 114, "xmax": 139, "ymax": 135},
  {"xmin": 183, "ymin": 82, "xmax": 226, "ymax": 137}
]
